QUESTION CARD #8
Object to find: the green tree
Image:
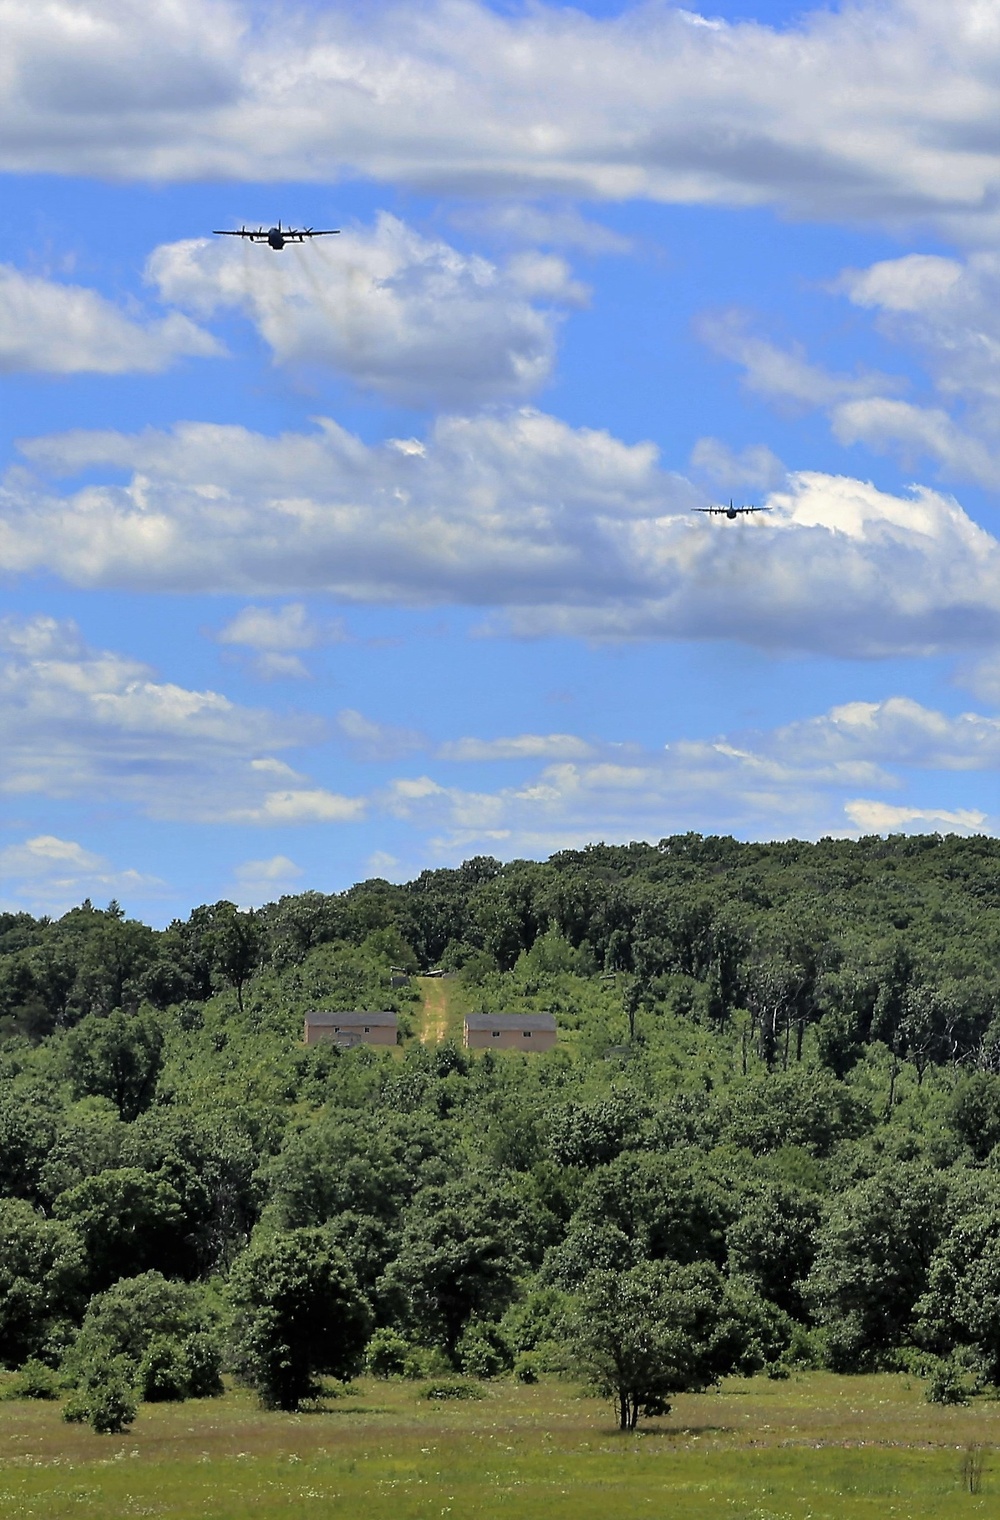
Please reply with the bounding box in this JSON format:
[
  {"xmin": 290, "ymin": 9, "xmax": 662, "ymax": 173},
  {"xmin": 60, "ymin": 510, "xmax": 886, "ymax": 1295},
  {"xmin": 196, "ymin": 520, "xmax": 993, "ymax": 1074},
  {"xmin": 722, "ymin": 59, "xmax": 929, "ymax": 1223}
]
[
  {"xmin": 68, "ymin": 1271, "xmax": 223, "ymax": 1401},
  {"xmin": 914, "ymin": 1209, "xmax": 1000, "ymax": 1382},
  {"xmin": 202, "ymin": 903, "xmax": 263, "ymax": 1013},
  {"xmin": 805, "ymin": 1163, "xmax": 948, "ymax": 1371},
  {"xmin": 727, "ymin": 1182, "xmax": 821, "ymax": 1316},
  {"xmin": 53, "ymin": 1168, "xmax": 187, "ymax": 1289},
  {"xmin": 61, "ymin": 1008, "xmax": 165, "ymax": 1120},
  {"xmin": 379, "ymin": 1180, "xmax": 531, "ymax": 1359},
  {"xmin": 229, "ymin": 1229, "xmax": 372, "ymax": 1410},
  {"xmin": 0, "ymin": 1199, "xmax": 84, "ymax": 1366},
  {"xmin": 568, "ymin": 1261, "xmax": 742, "ymax": 1430}
]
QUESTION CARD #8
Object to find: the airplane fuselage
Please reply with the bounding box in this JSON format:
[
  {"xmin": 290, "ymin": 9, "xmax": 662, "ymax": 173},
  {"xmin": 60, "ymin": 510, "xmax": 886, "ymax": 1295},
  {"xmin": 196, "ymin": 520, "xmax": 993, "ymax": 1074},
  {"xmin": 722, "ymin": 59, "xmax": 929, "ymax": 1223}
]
[{"xmin": 268, "ymin": 228, "xmax": 285, "ymax": 250}]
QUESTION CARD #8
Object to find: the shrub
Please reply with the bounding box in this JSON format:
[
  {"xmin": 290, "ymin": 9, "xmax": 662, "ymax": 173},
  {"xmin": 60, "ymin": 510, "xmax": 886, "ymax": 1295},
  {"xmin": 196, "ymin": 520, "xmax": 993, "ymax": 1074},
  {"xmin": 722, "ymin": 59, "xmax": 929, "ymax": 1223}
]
[
  {"xmin": 365, "ymin": 1328, "xmax": 425, "ymax": 1380},
  {"xmin": 138, "ymin": 1337, "xmax": 190, "ymax": 1403},
  {"xmin": 458, "ymin": 1320, "xmax": 511, "ymax": 1380},
  {"xmin": 418, "ymin": 1378, "xmax": 484, "ymax": 1401},
  {"xmin": 6, "ymin": 1359, "xmax": 60, "ymax": 1401},
  {"xmin": 513, "ymin": 1351, "xmax": 541, "ymax": 1384},
  {"xmin": 63, "ymin": 1356, "xmax": 137, "ymax": 1434},
  {"xmin": 65, "ymin": 1274, "xmax": 224, "ymax": 1406}
]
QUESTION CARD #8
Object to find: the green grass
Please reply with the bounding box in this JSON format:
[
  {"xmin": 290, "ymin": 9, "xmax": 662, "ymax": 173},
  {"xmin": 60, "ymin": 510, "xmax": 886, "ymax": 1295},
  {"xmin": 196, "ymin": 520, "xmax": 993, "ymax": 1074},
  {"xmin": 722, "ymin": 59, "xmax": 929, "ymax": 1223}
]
[{"xmin": 0, "ymin": 1373, "xmax": 997, "ymax": 1518}]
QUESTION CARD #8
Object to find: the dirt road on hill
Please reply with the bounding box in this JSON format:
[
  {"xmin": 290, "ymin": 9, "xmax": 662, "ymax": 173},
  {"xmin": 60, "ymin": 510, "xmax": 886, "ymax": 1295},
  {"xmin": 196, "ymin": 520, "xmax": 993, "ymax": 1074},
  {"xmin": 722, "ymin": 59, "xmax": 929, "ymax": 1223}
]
[{"xmin": 418, "ymin": 977, "xmax": 448, "ymax": 1043}]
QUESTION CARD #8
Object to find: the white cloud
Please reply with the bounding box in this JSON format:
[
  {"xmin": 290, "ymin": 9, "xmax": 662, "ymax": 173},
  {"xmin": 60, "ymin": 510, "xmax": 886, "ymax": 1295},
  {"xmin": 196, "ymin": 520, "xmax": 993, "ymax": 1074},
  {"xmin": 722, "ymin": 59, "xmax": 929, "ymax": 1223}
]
[
  {"xmin": 450, "ymin": 203, "xmax": 632, "ymax": 255},
  {"xmin": 782, "ymin": 251, "xmax": 1000, "ymax": 489},
  {"xmin": 218, "ymin": 603, "xmax": 325, "ymax": 651},
  {"xmin": 230, "ymin": 789, "xmax": 364, "ymax": 824},
  {"xmin": 0, "ymin": 614, "xmax": 362, "ymax": 825},
  {"xmin": 831, "ymin": 398, "xmax": 1000, "ymax": 489},
  {"xmin": 438, "ymin": 733, "xmax": 596, "ymax": 762},
  {"xmin": 844, "ymin": 800, "xmax": 987, "ymax": 835},
  {"xmin": 5, "ymin": 2, "xmax": 1000, "ymax": 239},
  {"xmin": 147, "ymin": 214, "xmax": 584, "ymax": 406},
  {"xmin": 956, "ymin": 651, "xmax": 1000, "ymax": 705},
  {"xmin": 689, "ymin": 437, "xmax": 787, "ymax": 493},
  {"xmin": 216, "ymin": 602, "xmax": 347, "ymax": 679},
  {"xmin": 0, "ymin": 264, "xmax": 220, "ymax": 374},
  {"xmin": 8, "ymin": 413, "xmax": 1000, "ymax": 658},
  {"xmin": 336, "ymin": 709, "xmax": 424, "ymax": 763},
  {"xmin": 698, "ymin": 309, "xmax": 901, "ymax": 411},
  {"xmin": 231, "ymin": 853, "xmax": 303, "ymax": 905},
  {"xmin": 0, "ymin": 835, "xmax": 162, "ymax": 915},
  {"xmin": 365, "ymin": 850, "xmax": 405, "ymax": 881},
  {"xmin": 380, "ymin": 696, "xmax": 1000, "ymax": 856}
]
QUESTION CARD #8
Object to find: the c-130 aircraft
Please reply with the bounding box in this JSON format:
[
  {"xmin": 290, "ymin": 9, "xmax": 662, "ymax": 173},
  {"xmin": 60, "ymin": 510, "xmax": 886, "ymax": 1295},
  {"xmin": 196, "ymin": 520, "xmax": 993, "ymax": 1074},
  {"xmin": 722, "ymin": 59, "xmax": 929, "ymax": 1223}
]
[
  {"xmin": 693, "ymin": 500, "xmax": 771, "ymax": 520},
  {"xmin": 212, "ymin": 223, "xmax": 340, "ymax": 251}
]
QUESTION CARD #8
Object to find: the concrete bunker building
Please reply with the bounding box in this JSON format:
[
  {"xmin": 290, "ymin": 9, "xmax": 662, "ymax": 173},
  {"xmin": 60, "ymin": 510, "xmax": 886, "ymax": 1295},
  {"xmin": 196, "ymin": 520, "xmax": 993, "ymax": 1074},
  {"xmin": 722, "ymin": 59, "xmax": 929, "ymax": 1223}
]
[
  {"xmin": 463, "ymin": 1013, "xmax": 557, "ymax": 1051},
  {"xmin": 303, "ymin": 1011, "xmax": 398, "ymax": 1048}
]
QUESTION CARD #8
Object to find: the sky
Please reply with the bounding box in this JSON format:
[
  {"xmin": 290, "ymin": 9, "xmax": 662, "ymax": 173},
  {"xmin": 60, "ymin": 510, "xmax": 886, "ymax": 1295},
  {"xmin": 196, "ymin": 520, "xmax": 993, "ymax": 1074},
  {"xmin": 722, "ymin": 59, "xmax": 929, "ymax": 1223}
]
[{"xmin": 3, "ymin": 0, "xmax": 1000, "ymax": 922}]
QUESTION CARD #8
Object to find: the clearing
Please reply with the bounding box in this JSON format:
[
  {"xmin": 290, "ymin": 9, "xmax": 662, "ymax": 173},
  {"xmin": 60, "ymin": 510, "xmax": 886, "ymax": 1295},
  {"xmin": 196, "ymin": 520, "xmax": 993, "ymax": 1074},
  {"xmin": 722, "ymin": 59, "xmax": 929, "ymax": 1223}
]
[
  {"xmin": 0, "ymin": 1372, "xmax": 998, "ymax": 1519},
  {"xmin": 415, "ymin": 975, "xmax": 465, "ymax": 1044}
]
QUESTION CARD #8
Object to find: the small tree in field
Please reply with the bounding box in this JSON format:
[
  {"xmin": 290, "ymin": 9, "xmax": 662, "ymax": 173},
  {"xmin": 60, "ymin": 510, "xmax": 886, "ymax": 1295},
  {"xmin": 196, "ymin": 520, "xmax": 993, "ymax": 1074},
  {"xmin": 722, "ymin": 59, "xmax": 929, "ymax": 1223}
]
[
  {"xmin": 229, "ymin": 1229, "xmax": 371, "ymax": 1410},
  {"xmin": 568, "ymin": 1261, "xmax": 740, "ymax": 1431}
]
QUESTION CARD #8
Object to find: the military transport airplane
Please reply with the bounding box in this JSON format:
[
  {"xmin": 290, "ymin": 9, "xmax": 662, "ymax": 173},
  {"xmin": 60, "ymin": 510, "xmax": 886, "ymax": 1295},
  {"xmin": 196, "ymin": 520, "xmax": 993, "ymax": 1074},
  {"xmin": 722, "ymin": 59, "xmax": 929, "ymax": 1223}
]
[
  {"xmin": 694, "ymin": 500, "xmax": 771, "ymax": 520},
  {"xmin": 212, "ymin": 223, "xmax": 340, "ymax": 251}
]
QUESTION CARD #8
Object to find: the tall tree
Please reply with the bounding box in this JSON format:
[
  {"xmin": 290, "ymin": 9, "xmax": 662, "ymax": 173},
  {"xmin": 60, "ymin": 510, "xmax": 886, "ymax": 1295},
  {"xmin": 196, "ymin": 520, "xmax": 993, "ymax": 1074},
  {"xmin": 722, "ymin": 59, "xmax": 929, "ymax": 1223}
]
[{"xmin": 229, "ymin": 1229, "xmax": 371, "ymax": 1410}]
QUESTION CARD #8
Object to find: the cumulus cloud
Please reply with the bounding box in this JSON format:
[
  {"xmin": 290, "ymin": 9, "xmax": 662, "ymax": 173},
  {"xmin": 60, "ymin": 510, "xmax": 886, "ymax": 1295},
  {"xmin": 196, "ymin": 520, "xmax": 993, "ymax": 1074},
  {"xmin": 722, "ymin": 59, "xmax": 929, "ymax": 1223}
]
[
  {"xmin": 6, "ymin": 2, "xmax": 1000, "ymax": 239},
  {"xmin": 147, "ymin": 214, "xmax": 585, "ymax": 406},
  {"xmin": 7, "ymin": 412, "xmax": 1000, "ymax": 658},
  {"xmin": 956, "ymin": 651, "xmax": 1000, "ymax": 705},
  {"xmin": 836, "ymin": 252, "xmax": 1000, "ymax": 404},
  {"xmin": 381, "ymin": 696, "xmax": 1000, "ymax": 857},
  {"xmin": 449, "ymin": 203, "xmax": 633, "ymax": 255},
  {"xmin": 216, "ymin": 601, "xmax": 347, "ymax": 680},
  {"xmin": 0, "ymin": 264, "xmax": 220, "ymax": 374},
  {"xmin": 831, "ymin": 398, "xmax": 1000, "ymax": 489},
  {"xmin": 0, "ymin": 835, "xmax": 162, "ymax": 915},
  {"xmin": 0, "ymin": 614, "xmax": 362, "ymax": 825},
  {"xmin": 843, "ymin": 800, "xmax": 987, "ymax": 835}
]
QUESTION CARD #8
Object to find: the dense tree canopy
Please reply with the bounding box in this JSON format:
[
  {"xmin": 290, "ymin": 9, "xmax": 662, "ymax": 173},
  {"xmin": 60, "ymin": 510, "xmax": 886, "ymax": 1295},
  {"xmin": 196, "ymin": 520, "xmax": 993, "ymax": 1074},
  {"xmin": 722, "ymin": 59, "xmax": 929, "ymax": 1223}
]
[{"xmin": 0, "ymin": 833, "xmax": 1000, "ymax": 1421}]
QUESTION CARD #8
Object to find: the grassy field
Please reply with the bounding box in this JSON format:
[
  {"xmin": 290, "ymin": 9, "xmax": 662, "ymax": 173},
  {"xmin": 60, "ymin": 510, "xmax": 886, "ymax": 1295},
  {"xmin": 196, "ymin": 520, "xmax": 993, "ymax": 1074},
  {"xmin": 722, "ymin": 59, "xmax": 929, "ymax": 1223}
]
[{"xmin": 0, "ymin": 1373, "xmax": 998, "ymax": 1518}]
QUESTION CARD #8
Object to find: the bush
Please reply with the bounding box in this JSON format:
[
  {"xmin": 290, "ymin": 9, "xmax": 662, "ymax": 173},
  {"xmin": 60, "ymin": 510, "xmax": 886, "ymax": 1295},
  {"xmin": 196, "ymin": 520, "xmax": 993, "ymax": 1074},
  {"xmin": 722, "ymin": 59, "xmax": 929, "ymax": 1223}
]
[
  {"xmin": 927, "ymin": 1361, "xmax": 970, "ymax": 1405},
  {"xmin": 66, "ymin": 1273, "xmax": 224, "ymax": 1404},
  {"xmin": 458, "ymin": 1320, "xmax": 511, "ymax": 1380},
  {"xmin": 418, "ymin": 1378, "xmax": 484, "ymax": 1401},
  {"xmin": 365, "ymin": 1328, "xmax": 424, "ymax": 1380},
  {"xmin": 63, "ymin": 1356, "xmax": 137, "ymax": 1434},
  {"xmin": 513, "ymin": 1351, "xmax": 541, "ymax": 1384},
  {"xmin": 138, "ymin": 1337, "xmax": 190, "ymax": 1403},
  {"xmin": 6, "ymin": 1359, "xmax": 60, "ymax": 1401}
]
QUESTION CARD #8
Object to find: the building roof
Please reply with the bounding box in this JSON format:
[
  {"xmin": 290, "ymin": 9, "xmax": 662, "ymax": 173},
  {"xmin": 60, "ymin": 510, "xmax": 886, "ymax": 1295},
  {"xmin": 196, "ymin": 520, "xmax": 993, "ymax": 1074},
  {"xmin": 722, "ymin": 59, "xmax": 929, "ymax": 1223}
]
[
  {"xmin": 464, "ymin": 1013, "xmax": 557, "ymax": 1032},
  {"xmin": 304, "ymin": 1010, "xmax": 397, "ymax": 1027}
]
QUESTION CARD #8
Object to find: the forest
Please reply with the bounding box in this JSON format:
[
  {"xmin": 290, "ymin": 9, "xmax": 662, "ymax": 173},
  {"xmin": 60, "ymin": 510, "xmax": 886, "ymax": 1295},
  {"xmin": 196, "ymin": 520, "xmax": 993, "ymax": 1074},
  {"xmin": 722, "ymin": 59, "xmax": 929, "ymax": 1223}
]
[{"xmin": 1, "ymin": 830, "xmax": 1000, "ymax": 1430}]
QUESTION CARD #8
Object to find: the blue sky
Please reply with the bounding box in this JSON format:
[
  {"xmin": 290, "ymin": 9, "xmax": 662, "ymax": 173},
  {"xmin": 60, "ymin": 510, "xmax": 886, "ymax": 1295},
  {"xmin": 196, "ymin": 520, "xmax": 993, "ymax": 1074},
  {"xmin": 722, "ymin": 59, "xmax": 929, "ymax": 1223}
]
[{"xmin": 3, "ymin": 0, "xmax": 1000, "ymax": 921}]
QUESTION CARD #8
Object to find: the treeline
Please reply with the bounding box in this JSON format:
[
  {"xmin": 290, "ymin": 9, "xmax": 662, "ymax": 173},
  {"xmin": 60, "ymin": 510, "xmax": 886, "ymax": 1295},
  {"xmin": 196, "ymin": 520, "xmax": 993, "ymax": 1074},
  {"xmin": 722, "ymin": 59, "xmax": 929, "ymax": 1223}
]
[{"xmin": 0, "ymin": 832, "xmax": 999, "ymax": 1427}]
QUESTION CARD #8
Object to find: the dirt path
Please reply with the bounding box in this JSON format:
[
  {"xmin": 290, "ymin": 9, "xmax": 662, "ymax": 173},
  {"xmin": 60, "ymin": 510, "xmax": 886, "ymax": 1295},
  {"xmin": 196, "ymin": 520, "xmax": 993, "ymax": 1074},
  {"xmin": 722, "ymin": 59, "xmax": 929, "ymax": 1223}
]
[{"xmin": 417, "ymin": 977, "xmax": 449, "ymax": 1044}]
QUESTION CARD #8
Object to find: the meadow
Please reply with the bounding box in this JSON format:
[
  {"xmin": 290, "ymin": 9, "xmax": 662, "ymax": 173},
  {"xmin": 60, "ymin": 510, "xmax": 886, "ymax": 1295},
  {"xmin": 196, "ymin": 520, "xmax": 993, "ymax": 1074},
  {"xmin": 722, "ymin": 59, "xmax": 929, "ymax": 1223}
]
[{"xmin": 0, "ymin": 1373, "xmax": 997, "ymax": 1520}]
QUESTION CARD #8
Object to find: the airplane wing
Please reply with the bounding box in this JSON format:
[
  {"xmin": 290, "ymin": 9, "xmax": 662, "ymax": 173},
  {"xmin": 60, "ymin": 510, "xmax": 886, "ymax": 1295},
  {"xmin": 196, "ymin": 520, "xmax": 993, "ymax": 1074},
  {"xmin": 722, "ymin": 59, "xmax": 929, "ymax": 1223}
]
[{"xmin": 212, "ymin": 230, "xmax": 267, "ymax": 239}]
